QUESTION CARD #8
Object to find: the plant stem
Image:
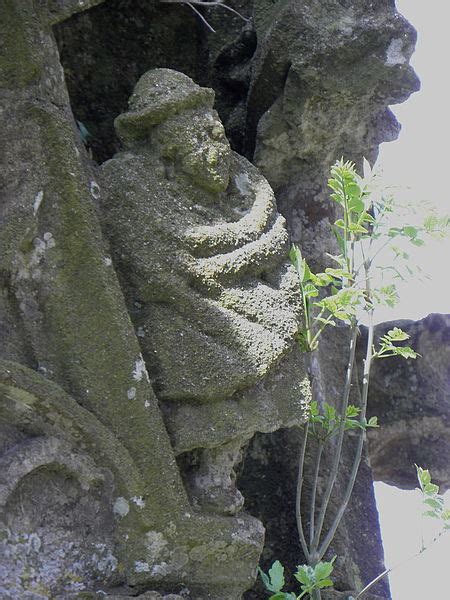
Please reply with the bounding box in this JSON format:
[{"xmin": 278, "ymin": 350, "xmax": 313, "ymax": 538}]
[
  {"xmin": 160, "ymin": 0, "xmax": 249, "ymax": 21},
  {"xmin": 296, "ymin": 422, "xmax": 311, "ymax": 562},
  {"xmin": 310, "ymin": 315, "xmax": 334, "ymax": 349},
  {"xmin": 311, "ymin": 321, "xmax": 358, "ymax": 554},
  {"xmin": 342, "ymin": 178, "xmax": 350, "ymax": 272},
  {"xmin": 355, "ymin": 567, "xmax": 390, "ymax": 599},
  {"xmin": 303, "ymin": 290, "xmax": 313, "ymax": 350},
  {"xmin": 355, "ymin": 529, "xmax": 446, "ymax": 598},
  {"xmin": 317, "ymin": 310, "xmax": 374, "ymax": 560},
  {"xmin": 309, "ymin": 441, "xmax": 324, "ymax": 545}
]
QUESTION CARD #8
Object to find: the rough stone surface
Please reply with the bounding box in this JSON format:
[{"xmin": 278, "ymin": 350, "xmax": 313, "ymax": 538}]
[
  {"xmin": 54, "ymin": 0, "xmax": 253, "ymax": 163},
  {"xmin": 0, "ymin": 7, "xmax": 291, "ymax": 599},
  {"xmin": 99, "ymin": 68, "xmax": 309, "ymax": 517},
  {"xmin": 240, "ymin": 325, "xmax": 389, "ymax": 600},
  {"xmin": 1, "ymin": 1, "xmax": 438, "ymax": 599},
  {"xmin": 366, "ymin": 314, "xmax": 450, "ymax": 491},
  {"xmin": 248, "ymin": 0, "xmax": 420, "ymax": 269}
]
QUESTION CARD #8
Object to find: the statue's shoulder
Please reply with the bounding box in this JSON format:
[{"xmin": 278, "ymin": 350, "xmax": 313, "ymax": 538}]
[{"xmin": 100, "ymin": 151, "xmax": 163, "ymax": 191}]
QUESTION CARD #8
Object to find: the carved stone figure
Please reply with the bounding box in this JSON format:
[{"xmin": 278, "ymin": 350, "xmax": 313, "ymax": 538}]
[
  {"xmin": 1, "ymin": 1, "xmax": 433, "ymax": 599},
  {"xmin": 0, "ymin": 5, "xmax": 308, "ymax": 595},
  {"xmin": 100, "ymin": 68, "xmax": 309, "ymax": 515},
  {"xmin": 1, "ymin": 16, "xmax": 308, "ymax": 592}
]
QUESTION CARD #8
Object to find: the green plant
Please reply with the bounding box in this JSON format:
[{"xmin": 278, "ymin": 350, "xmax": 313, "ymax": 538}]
[
  {"xmin": 259, "ymin": 159, "xmax": 449, "ymax": 599},
  {"xmin": 352, "ymin": 466, "xmax": 450, "ymax": 599},
  {"xmin": 258, "ymin": 558, "xmax": 337, "ymax": 600}
]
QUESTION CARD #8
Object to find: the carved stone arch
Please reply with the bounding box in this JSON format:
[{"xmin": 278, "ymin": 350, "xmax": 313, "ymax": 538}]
[{"xmin": 0, "ymin": 362, "xmax": 133, "ymax": 598}]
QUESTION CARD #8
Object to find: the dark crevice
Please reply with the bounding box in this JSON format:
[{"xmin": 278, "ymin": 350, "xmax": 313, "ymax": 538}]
[{"xmin": 53, "ymin": 0, "xmax": 254, "ymax": 163}]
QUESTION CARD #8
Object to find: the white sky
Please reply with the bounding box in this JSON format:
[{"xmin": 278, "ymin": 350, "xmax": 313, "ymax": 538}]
[
  {"xmin": 374, "ymin": 482, "xmax": 450, "ymax": 600},
  {"xmin": 373, "ymin": 0, "xmax": 450, "ymax": 323},
  {"xmin": 373, "ymin": 2, "xmax": 450, "ymax": 599}
]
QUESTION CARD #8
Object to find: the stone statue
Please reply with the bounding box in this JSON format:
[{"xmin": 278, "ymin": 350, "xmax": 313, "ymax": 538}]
[
  {"xmin": 0, "ymin": 1, "xmax": 436, "ymax": 598},
  {"xmin": 0, "ymin": 36, "xmax": 308, "ymax": 596},
  {"xmin": 100, "ymin": 68, "xmax": 310, "ymax": 515}
]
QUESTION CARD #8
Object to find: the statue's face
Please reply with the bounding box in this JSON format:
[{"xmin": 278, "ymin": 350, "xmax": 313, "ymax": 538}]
[{"xmin": 155, "ymin": 110, "xmax": 232, "ymax": 193}]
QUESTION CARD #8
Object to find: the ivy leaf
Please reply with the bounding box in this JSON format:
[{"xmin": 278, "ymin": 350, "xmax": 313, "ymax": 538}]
[
  {"xmin": 311, "ymin": 272, "xmax": 333, "ymax": 286},
  {"xmin": 403, "ymin": 225, "xmax": 418, "ymax": 239},
  {"xmin": 258, "ymin": 567, "xmax": 271, "ymax": 591},
  {"xmin": 348, "ymin": 222, "xmax": 368, "ymax": 234},
  {"xmin": 289, "ymin": 245, "xmax": 306, "ymax": 281},
  {"xmin": 423, "ymin": 510, "xmax": 438, "ymax": 518},
  {"xmin": 373, "ymin": 285, "xmax": 399, "ymax": 308},
  {"xmin": 294, "ymin": 564, "xmax": 314, "ymax": 587},
  {"xmin": 259, "ymin": 561, "xmax": 285, "ymax": 593},
  {"xmin": 347, "ymin": 197, "xmax": 363, "ymax": 214},
  {"xmin": 309, "ymin": 401, "xmax": 319, "ymax": 417},
  {"xmin": 316, "ymin": 316, "xmax": 337, "ymax": 327},
  {"xmin": 314, "ymin": 558, "xmax": 335, "ymax": 581},
  {"xmin": 347, "ymin": 193, "xmax": 364, "ymax": 214},
  {"xmin": 325, "ymin": 253, "xmax": 347, "ymax": 266},
  {"xmin": 324, "ymin": 403, "xmax": 336, "ymax": 422},
  {"xmin": 303, "ymin": 282, "xmax": 319, "ymax": 298},
  {"xmin": 344, "ymin": 418, "xmax": 360, "ymax": 430},
  {"xmin": 268, "ymin": 561, "xmax": 285, "ymax": 593},
  {"xmin": 317, "ymin": 578, "xmax": 334, "ymax": 589},
  {"xmin": 416, "ymin": 466, "xmax": 431, "ymax": 489},
  {"xmin": 388, "ymin": 226, "xmax": 403, "ymax": 237},
  {"xmin": 395, "ymin": 346, "xmax": 419, "ymax": 359},
  {"xmin": 386, "ymin": 327, "xmax": 410, "ymax": 341},
  {"xmin": 325, "ymin": 267, "xmax": 354, "ymax": 280},
  {"xmin": 346, "ymin": 405, "xmax": 360, "ymax": 418},
  {"xmin": 424, "ymin": 498, "xmax": 443, "ymax": 511},
  {"xmin": 360, "ymin": 210, "xmax": 376, "ymax": 224},
  {"xmin": 424, "ymin": 482, "xmax": 440, "ymax": 495}
]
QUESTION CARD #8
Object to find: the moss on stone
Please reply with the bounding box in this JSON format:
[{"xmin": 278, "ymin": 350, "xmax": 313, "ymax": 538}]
[{"xmin": 0, "ymin": 1, "xmax": 42, "ymax": 88}]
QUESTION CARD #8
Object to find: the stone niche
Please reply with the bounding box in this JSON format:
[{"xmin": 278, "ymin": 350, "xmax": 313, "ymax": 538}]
[
  {"xmin": 1, "ymin": 3, "xmax": 308, "ymax": 598},
  {"xmin": 1, "ymin": 1, "xmax": 438, "ymax": 600}
]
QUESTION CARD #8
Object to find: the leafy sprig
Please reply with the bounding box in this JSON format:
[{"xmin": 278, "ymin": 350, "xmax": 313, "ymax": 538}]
[
  {"xmin": 270, "ymin": 159, "xmax": 449, "ymax": 600},
  {"xmin": 259, "ymin": 557, "xmax": 337, "ymax": 600},
  {"xmin": 354, "ymin": 467, "xmax": 450, "ymax": 599},
  {"xmin": 375, "ymin": 327, "xmax": 419, "ymax": 360},
  {"xmin": 416, "ymin": 466, "xmax": 450, "ymax": 528},
  {"xmin": 309, "ymin": 401, "xmax": 378, "ymax": 440}
]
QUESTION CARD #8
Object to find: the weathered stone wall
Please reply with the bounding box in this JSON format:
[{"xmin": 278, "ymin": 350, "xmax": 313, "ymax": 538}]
[
  {"xmin": 1, "ymin": 1, "xmax": 441, "ymax": 599},
  {"xmin": 366, "ymin": 314, "xmax": 450, "ymax": 492}
]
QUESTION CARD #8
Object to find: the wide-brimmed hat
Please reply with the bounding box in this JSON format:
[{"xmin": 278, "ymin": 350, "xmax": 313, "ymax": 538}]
[{"xmin": 115, "ymin": 68, "xmax": 215, "ymax": 142}]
